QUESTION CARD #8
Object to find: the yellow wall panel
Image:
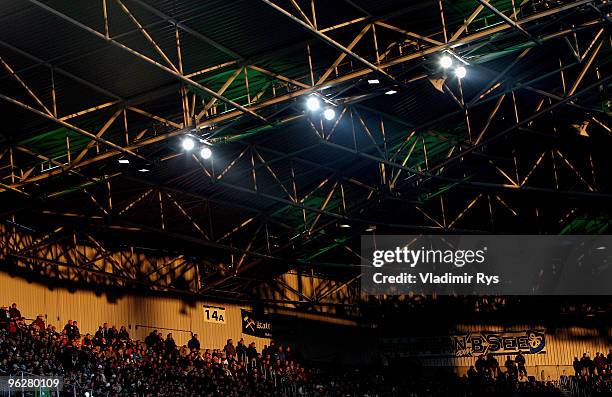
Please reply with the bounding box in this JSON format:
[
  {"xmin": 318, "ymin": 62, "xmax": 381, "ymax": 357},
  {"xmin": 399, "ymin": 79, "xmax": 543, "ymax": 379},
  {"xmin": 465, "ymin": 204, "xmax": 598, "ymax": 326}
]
[
  {"xmin": 418, "ymin": 323, "xmax": 612, "ymax": 380},
  {"xmin": 0, "ymin": 272, "xmax": 269, "ymax": 349},
  {"xmin": 3, "ymin": 271, "xmax": 609, "ymax": 380}
]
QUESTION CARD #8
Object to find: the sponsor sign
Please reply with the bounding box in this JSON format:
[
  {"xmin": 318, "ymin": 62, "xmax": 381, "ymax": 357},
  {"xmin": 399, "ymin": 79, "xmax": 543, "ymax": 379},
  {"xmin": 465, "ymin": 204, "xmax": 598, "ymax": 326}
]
[
  {"xmin": 241, "ymin": 309, "xmax": 272, "ymax": 338},
  {"xmin": 382, "ymin": 329, "xmax": 546, "ymax": 358}
]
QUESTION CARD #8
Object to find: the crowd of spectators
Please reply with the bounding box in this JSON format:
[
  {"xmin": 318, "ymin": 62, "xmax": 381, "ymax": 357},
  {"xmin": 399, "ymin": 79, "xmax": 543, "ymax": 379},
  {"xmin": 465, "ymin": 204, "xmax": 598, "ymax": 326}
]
[
  {"xmin": 460, "ymin": 349, "xmax": 612, "ymax": 397},
  {"xmin": 566, "ymin": 351, "xmax": 612, "ymax": 396},
  {"xmin": 466, "ymin": 352, "xmax": 528, "ymax": 382},
  {"xmin": 1, "ymin": 303, "xmax": 311, "ymax": 396},
  {"xmin": 572, "ymin": 351, "xmax": 612, "ymax": 378},
  {"xmin": 0, "ymin": 302, "xmax": 608, "ymax": 396},
  {"xmin": 453, "ymin": 351, "xmax": 563, "ymax": 397}
]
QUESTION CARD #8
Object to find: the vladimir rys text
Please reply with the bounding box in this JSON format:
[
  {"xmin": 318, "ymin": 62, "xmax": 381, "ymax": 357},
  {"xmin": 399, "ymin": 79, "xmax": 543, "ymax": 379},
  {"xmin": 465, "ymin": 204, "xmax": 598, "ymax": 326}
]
[{"xmin": 372, "ymin": 272, "xmax": 499, "ymax": 285}]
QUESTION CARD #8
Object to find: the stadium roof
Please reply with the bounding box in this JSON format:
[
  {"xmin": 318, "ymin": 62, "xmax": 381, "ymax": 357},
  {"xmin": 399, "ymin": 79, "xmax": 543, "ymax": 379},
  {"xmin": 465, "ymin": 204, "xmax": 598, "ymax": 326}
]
[{"xmin": 0, "ymin": 0, "xmax": 610, "ymax": 302}]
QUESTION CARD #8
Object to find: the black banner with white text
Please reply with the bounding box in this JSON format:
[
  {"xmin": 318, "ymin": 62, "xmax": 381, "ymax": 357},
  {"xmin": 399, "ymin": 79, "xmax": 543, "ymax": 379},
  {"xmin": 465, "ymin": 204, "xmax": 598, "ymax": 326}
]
[{"xmin": 241, "ymin": 309, "xmax": 273, "ymax": 338}]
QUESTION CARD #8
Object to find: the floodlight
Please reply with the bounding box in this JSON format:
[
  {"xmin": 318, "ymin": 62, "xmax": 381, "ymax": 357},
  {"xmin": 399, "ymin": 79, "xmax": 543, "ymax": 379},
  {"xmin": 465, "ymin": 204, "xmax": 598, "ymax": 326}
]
[
  {"xmin": 182, "ymin": 137, "xmax": 195, "ymax": 151},
  {"xmin": 323, "ymin": 108, "xmax": 336, "ymax": 121},
  {"xmin": 440, "ymin": 54, "xmax": 453, "ymax": 69},
  {"xmin": 455, "ymin": 66, "xmax": 467, "ymax": 79},
  {"xmin": 200, "ymin": 146, "xmax": 212, "ymax": 160},
  {"xmin": 306, "ymin": 96, "xmax": 321, "ymax": 111}
]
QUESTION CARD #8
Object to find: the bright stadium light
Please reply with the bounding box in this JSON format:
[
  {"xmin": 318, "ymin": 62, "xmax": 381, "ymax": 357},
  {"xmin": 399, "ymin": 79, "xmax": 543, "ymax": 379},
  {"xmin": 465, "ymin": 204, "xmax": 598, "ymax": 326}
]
[
  {"xmin": 385, "ymin": 90, "xmax": 397, "ymax": 95},
  {"xmin": 455, "ymin": 66, "xmax": 467, "ymax": 79},
  {"xmin": 200, "ymin": 146, "xmax": 212, "ymax": 160},
  {"xmin": 440, "ymin": 54, "xmax": 453, "ymax": 69},
  {"xmin": 368, "ymin": 79, "xmax": 380, "ymax": 84},
  {"xmin": 306, "ymin": 96, "xmax": 321, "ymax": 111},
  {"xmin": 323, "ymin": 108, "xmax": 336, "ymax": 121},
  {"xmin": 182, "ymin": 137, "xmax": 195, "ymax": 151},
  {"xmin": 118, "ymin": 159, "xmax": 129, "ymax": 164}
]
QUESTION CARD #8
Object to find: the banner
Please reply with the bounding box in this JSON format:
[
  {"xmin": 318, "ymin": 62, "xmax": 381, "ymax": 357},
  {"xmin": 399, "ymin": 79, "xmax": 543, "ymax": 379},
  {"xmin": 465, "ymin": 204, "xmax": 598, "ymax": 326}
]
[
  {"xmin": 382, "ymin": 329, "xmax": 546, "ymax": 358},
  {"xmin": 203, "ymin": 305, "xmax": 226, "ymax": 324},
  {"xmin": 241, "ymin": 309, "xmax": 272, "ymax": 338}
]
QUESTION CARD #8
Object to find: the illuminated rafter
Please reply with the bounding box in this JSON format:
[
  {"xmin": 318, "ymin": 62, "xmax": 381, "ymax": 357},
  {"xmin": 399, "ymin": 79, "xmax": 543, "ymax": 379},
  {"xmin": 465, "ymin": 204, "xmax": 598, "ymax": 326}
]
[{"xmin": 0, "ymin": 0, "xmax": 609, "ymax": 309}]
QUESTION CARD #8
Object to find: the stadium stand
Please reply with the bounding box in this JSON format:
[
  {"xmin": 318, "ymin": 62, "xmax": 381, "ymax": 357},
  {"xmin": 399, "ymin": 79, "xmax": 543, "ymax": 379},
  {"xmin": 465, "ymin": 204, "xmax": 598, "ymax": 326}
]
[
  {"xmin": 0, "ymin": 2, "xmax": 610, "ymax": 396},
  {"xmin": 2, "ymin": 303, "xmax": 612, "ymax": 396}
]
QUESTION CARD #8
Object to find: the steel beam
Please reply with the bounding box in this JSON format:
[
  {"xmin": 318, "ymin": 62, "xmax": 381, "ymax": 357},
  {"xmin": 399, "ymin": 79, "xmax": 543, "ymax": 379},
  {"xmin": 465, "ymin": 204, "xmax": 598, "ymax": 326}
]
[
  {"xmin": 25, "ymin": 0, "xmax": 267, "ymax": 124},
  {"xmin": 474, "ymin": 0, "xmax": 541, "ymax": 45},
  {"xmin": 260, "ymin": 0, "xmax": 401, "ymax": 85}
]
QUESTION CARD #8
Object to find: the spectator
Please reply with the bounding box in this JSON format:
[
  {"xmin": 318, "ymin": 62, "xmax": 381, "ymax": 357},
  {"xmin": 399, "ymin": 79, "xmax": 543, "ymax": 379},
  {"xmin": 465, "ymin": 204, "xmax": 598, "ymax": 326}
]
[
  {"xmin": 47, "ymin": 324, "xmax": 58, "ymax": 337},
  {"xmin": 269, "ymin": 340, "xmax": 279, "ymax": 361},
  {"xmin": 262, "ymin": 344, "xmax": 269, "ymax": 358},
  {"xmin": 285, "ymin": 345, "xmax": 293, "ymax": 362},
  {"xmin": 31, "ymin": 315, "xmax": 45, "ymax": 331},
  {"xmin": 101, "ymin": 322, "xmax": 110, "ymax": 339},
  {"xmin": 505, "ymin": 355, "xmax": 517, "ymax": 379},
  {"xmin": 72, "ymin": 320, "xmax": 81, "ymax": 339},
  {"xmin": 587, "ymin": 353, "xmax": 596, "ymax": 376},
  {"xmin": 595, "ymin": 352, "xmax": 606, "ymax": 376},
  {"xmin": 278, "ymin": 345, "xmax": 285, "ymax": 362},
  {"xmin": 247, "ymin": 342, "xmax": 258, "ymax": 366},
  {"xmin": 8, "ymin": 303, "xmax": 21, "ymax": 319},
  {"xmin": 581, "ymin": 353, "xmax": 593, "ymax": 376},
  {"xmin": 108, "ymin": 324, "xmax": 118, "ymax": 341},
  {"xmin": 165, "ymin": 332, "xmax": 176, "ymax": 354},
  {"xmin": 118, "ymin": 325, "xmax": 129, "ymax": 340},
  {"xmin": 224, "ymin": 338, "xmax": 236, "ymax": 357},
  {"xmin": 63, "ymin": 319, "xmax": 75, "ymax": 339},
  {"xmin": 82, "ymin": 333, "xmax": 93, "ymax": 347},
  {"xmin": 236, "ymin": 338, "xmax": 246, "ymax": 362},
  {"xmin": 179, "ymin": 344, "xmax": 189, "ymax": 358},
  {"xmin": 145, "ymin": 329, "xmax": 158, "ymax": 348},
  {"xmin": 475, "ymin": 355, "xmax": 486, "ymax": 375},
  {"xmin": 0, "ymin": 305, "xmax": 10, "ymax": 329},
  {"xmin": 188, "ymin": 333, "xmax": 200, "ymax": 351},
  {"xmin": 515, "ymin": 351, "xmax": 527, "ymax": 376},
  {"xmin": 467, "ymin": 365, "xmax": 478, "ymax": 379},
  {"xmin": 94, "ymin": 325, "xmax": 104, "ymax": 341},
  {"xmin": 573, "ymin": 357, "xmax": 581, "ymax": 377},
  {"xmin": 486, "ymin": 353, "xmax": 499, "ymax": 378}
]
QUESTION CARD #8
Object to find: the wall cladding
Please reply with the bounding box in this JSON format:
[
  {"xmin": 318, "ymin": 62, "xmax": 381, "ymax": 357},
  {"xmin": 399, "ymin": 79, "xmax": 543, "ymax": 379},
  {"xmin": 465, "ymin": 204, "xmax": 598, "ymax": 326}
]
[
  {"xmin": 418, "ymin": 324, "xmax": 612, "ymax": 380},
  {"xmin": 2, "ymin": 271, "xmax": 611, "ymax": 380},
  {"xmin": 0, "ymin": 271, "xmax": 270, "ymax": 349}
]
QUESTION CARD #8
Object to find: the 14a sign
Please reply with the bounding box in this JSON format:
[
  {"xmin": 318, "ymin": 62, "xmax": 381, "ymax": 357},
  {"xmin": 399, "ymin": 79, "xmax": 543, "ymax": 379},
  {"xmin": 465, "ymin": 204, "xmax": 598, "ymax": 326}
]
[{"xmin": 203, "ymin": 305, "xmax": 226, "ymax": 324}]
